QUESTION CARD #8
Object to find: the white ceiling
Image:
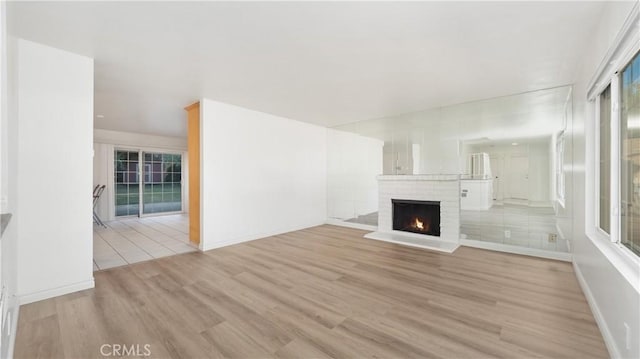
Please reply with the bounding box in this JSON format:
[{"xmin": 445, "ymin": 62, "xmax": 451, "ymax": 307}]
[{"xmin": 8, "ymin": 1, "xmax": 606, "ymax": 137}]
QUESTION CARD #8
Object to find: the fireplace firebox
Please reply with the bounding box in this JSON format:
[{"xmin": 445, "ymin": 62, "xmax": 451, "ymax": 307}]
[{"xmin": 392, "ymin": 199, "xmax": 440, "ymax": 237}]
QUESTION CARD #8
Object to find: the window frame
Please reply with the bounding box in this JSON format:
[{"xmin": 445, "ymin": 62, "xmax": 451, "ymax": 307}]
[
  {"xmin": 595, "ymin": 84, "xmax": 614, "ymax": 238},
  {"xmin": 593, "ymin": 54, "xmax": 640, "ymax": 250},
  {"xmin": 594, "ymin": 54, "xmax": 639, "ymax": 251},
  {"xmin": 618, "ymin": 50, "xmax": 640, "ymax": 257},
  {"xmin": 586, "ymin": 3, "xmax": 640, "ymax": 289},
  {"xmin": 109, "ymin": 145, "xmax": 187, "ymax": 220},
  {"xmin": 556, "ymin": 130, "xmax": 566, "ymax": 207}
]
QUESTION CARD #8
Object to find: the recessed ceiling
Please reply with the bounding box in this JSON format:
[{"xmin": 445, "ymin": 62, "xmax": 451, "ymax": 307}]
[{"xmin": 8, "ymin": 1, "xmax": 607, "ymax": 137}]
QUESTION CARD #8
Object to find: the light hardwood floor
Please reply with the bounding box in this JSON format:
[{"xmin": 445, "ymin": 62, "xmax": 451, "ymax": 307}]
[{"xmin": 15, "ymin": 225, "xmax": 608, "ymax": 358}]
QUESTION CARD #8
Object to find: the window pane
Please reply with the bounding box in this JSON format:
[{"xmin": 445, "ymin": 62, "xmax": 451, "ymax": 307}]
[
  {"xmin": 599, "ymin": 85, "xmax": 611, "ymax": 234},
  {"xmin": 621, "ymin": 51, "xmax": 640, "ymax": 256},
  {"xmin": 142, "ymin": 152, "xmax": 183, "ymax": 214},
  {"xmin": 114, "ymin": 150, "xmax": 140, "ymax": 216}
]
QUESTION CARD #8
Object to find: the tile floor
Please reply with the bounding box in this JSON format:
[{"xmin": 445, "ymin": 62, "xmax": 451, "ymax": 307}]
[{"xmin": 93, "ymin": 214, "xmax": 196, "ymax": 271}]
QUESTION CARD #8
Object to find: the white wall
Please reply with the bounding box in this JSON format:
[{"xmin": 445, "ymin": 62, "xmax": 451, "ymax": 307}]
[
  {"xmin": 573, "ymin": 2, "xmax": 639, "ymax": 358},
  {"xmin": 11, "ymin": 39, "xmax": 94, "ymax": 304},
  {"xmin": 382, "ymin": 118, "xmax": 461, "ymax": 175},
  {"xmin": 200, "ymin": 99, "xmax": 326, "ymax": 251},
  {"xmin": 94, "ymin": 128, "xmax": 187, "ymax": 149},
  {"xmin": 0, "ymin": 3, "xmax": 18, "ymax": 358},
  {"xmin": 93, "ymin": 129, "xmax": 187, "ymax": 221},
  {"xmin": 327, "ymin": 129, "xmax": 383, "ymax": 220},
  {"xmin": 421, "ymin": 119, "xmax": 461, "ymax": 174}
]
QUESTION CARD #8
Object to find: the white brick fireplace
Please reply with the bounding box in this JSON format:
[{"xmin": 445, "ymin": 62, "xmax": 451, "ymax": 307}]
[{"xmin": 365, "ymin": 175, "xmax": 460, "ymax": 253}]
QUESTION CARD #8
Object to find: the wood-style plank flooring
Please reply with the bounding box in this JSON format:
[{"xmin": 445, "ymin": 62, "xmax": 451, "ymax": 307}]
[{"xmin": 15, "ymin": 225, "xmax": 608, "ymax": 358}]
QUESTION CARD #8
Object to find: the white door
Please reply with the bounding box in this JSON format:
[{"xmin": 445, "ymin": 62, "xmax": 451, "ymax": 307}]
[
  {"xmin": 490, "ymin": 155, "xmax": 503, "ymax": 200},
  {"xmin": 508, "ymin": 155, "xmax": 529, "ymax": 200}
]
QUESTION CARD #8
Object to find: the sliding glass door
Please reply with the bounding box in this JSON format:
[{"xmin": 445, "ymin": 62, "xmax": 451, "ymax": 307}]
[
  {"xmin": 114, "ymin": 149, "xmax": 183, "ymax": 217},
  {"xmin": 115, "ymin": 150, "xmax": 140, "ymax": 216},
  {"xmin": 143, "ymin": 153, "xmax": 182, "ymax": 214}
]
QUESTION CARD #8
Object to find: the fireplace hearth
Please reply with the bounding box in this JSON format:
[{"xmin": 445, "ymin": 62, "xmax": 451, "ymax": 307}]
[
  {"xmin": 392, "ymin": 199, "xmax": 441, "ymax": 237},
  {"xmin": 365, "ymin": 175, "xmax": 459, "ymax": 253}
]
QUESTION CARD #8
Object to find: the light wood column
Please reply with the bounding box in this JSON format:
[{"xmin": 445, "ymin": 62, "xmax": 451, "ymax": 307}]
[{"xmin": 185, "ymin": 102, "xmax": 200, "ymax": 246}]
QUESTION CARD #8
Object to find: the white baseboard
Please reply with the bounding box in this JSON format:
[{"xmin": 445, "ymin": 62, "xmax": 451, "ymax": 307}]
[
  {"xmin": 325, "ymin": 219, "xmax": 377, "ymax": 231},
  {"xmin": 17, "ymin": 278, "xmax": 95, "ymax": 305},
  {"xmin": 200, "ymin": 220, "xmax": 327, "ymax": 252},
  {"xmin": 201, "ymin": 236, "xmax": 260, "ymax": 251},
  {"xmin": 573, "ymin": 261, "xmax": 619, "ymax": 359},
  {"xmin": 460, "ymin": 239, "xmax": 572, "ymax": 262}
]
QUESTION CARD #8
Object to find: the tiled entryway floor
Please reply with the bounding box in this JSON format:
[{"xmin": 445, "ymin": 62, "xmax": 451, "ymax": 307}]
[{"xmin": 93, "ymin": 214, "xmax": 196, "ymax": 271}]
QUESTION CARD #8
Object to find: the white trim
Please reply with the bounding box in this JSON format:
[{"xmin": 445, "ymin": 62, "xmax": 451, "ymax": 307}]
[
  {"xmin": 556, "ymin": 130, "xmax": 566, "ymax": 207},
  {"xmin": 325, "ymin": 219, "xmax": 377, "ymax": 231},
  {"xmin": 594, "ymin": 94, "xmax": 603, "ymax": 233},
  {"xmin": 587, "ymin": 228, "xmax": 640, "ymax": 293},
  {"xmin": 200, "ymin": 221, "xmax": 326, "ymax": 252},
  {"xmin": 364, "ymin": 231, "xmax": 459, "ymax": 254},
  {"xmin": 17, "ymin": 278, "xmax": 95, "ymax": 305},
  {"xmin": 573, "ymin": 261, "xmax": 620, "ymax": 359},
  {"xmin": 585, "ymin": 3, "xmax": 640, "ymax": 293},
  {"xmin": 587, "ymin": 3, "xmax": 640, "ymax": 101},
  {"xmin": 460, "ymin": 238, "xmax": 572, "ymax": 262},
  {"xmin": 610, "ymin": 74, "xmax": 621, "ymax": 245}
]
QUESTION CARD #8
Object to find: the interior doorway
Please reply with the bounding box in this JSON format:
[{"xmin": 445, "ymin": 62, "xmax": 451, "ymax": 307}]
[{"xmin": 508, "ymin": 154, "xmax": 530, "ymax": 200}]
